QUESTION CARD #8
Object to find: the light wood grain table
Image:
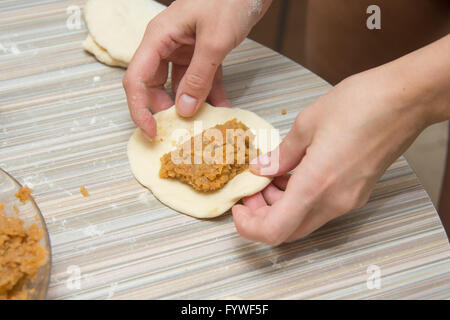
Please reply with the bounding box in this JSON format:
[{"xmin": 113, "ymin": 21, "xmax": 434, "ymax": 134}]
[{"xmin": 1, "ymin": 0, "xmax": 449, "ymax": 300}]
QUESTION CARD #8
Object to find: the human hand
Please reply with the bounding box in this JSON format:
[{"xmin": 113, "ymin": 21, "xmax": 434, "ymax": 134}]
[
  {"xmin": 232, "ymin": 67, "xmax": 433, "ymax": 245},
  {"xmin": 123, "ymin": 0, "xmax": 272, "ymax": 139}
]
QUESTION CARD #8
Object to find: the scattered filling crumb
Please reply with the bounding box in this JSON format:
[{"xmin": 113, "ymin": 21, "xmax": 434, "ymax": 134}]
[
  {"xmin": 159, "ymin": 119, "xmax": 259, "ymax": 192},
  {"xmin": 80, "ymin": 186, "xmax": 90, "ymax": 197},
  {"xmin": 281, "ymin": 109, "xmax": 287, "ymax": 115},
  {"xmin": 0, "ymin": 202, "xmax": 48, "ymax": 300},
  {"xmin": 14, "ymin": 186, "xmax": 33, "ymax": 204},
  {"xmin": 13, "ymin": 204, "xmax": 19, "ymax": 215}
]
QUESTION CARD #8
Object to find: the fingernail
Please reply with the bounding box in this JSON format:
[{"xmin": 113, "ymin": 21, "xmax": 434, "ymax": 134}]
[
  {"xmin": 177, "ymin": 93, "xmax": 197, "ymax": 116},
  {"xmin": 257, "ymin": 153, "xmax": 271, "ymax": 166},
  {"xmin": 250, "ymin": 153, "xmax": 270, "ymax": 174}
]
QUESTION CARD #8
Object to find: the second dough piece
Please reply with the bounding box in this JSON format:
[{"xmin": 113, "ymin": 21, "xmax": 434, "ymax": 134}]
[{"xmin": 83, "ymin": 0, "xmax": 166, "ymax": 67}]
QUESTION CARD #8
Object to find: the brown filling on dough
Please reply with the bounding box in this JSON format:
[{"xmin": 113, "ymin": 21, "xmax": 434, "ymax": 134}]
[{"xmin": 159, "ymin": 119, "xmax": 259, "ymax": 192}]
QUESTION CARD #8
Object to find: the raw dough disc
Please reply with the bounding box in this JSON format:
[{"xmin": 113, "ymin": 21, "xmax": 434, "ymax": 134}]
[
  {"xmin": 83, "ymin": 0, "xmax": 165, "ymax": 66},
  {"xmin": 83, "ymin": 34, "xmax": 128, "ymax": 68},
  {"xmin": 127, "ymin": 103, "xmax": 281, "ymax": 218}
]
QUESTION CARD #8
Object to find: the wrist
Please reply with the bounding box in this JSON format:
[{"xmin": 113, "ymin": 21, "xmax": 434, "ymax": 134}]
[
  {"xmin": 380, "ymin": 35, "xmax": 450, "ymax": 127},
  {"xmin": 353, "ymin": 35, "xmax": 450, "ymax": 130},
  {"xmin": 375, "ymin": 63, "xmax": 432, "ymax": 132},
  {"xmin": 342, "ymin": 67, "xmax": 429, "ymax": 136}
]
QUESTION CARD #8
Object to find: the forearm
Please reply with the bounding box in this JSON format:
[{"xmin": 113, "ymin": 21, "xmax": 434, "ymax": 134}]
[{"xmin": 373, "ymin": 35, "xmax": 450, "ymax": 127}]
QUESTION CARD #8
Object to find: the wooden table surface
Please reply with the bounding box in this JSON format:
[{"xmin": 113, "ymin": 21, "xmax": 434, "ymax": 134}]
[{"xmin": 1, "ymin": 0, "xmax": 449, "ymax": 299}]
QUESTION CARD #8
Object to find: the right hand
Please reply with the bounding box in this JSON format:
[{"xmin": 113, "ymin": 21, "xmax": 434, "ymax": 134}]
[{"xmin": 123, "ymin": 0, "xmax": 271, "ymax": 139}]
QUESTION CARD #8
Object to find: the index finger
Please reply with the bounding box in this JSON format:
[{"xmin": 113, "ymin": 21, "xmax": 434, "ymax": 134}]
[
  {"xmin": 232, "ymin": 158, "xmax": 320, "ymax": 245},
  {"xmin": 122, "ymin": 22, "xmax": 174, "ymax": 138}
]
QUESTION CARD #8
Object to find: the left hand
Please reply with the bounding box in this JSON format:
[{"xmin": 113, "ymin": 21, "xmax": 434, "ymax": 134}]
[
  {"xmin": 232, "ymin": 67, "xmax": 431, "ymax": 245},
  {"xmin": 122, "ymin": 0, "xmax": 272, "ymax": 139}
]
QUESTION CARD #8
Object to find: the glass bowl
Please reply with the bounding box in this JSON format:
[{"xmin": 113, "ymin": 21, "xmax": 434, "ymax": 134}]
[{"xmin": 0, "ymin": 168, "xmax": 51, "ymax": 300}]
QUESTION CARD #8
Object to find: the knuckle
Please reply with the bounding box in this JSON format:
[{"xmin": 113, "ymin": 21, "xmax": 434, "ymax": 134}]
[
  {"xmin": 331, "ymin": 191, "xmax": 353, "ymax": 213},
  {"xmin": 262, "ymin": 224, "xmax": 285, "ymax": 246},
  {"xmin": 184, "ymin": 72, "xmax": 208, "ymax": 91},
  {"xmin": 293, "ymin": 114, "xmax": 304, "ymax": 136},
  {"xmin": 145, "ymin": 13, "xmax": 161, "ymax": 32},
  {"xmin": 293, "ymin": 110, "xmax": 310, "ymax": 135},
  {"xmin": 293, "ymin": 112, "xmax": 304, "ymax": 128},
  {"xmin": 336, "ymin": 187, "xmax": 367, "ymax": 213},
  {"xmin": 305, "ymin": 166, "xmax": 337, "ymax": 203},
  {"xmin": 205, "ymin": 39, "xmax": 229, "ymax": 56},
  {"xmin": 264, "ymin": 232, "xmax": 284, "ymax": 246}
]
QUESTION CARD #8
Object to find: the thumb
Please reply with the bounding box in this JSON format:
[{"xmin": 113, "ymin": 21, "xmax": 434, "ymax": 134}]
[
  {"xmin": 175, "ymin": 38, "xmax": 228, "ymax": 117},
  {"xmin": 250, "ymin": 114, "xmax": 312, "ymax": 177}
]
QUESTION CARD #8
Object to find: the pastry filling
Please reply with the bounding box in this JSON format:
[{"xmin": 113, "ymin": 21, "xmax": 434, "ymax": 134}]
[
  {"xmin": 0, "ymin": 203, "xmax": 48, "ymax": 300},
  {"xmin": 14, "ymin": 186, "xmax": 33, "ymax": 204},
  {"xmin": 160, "ymin": 119, "xmax": 259, "ymax": 192}
]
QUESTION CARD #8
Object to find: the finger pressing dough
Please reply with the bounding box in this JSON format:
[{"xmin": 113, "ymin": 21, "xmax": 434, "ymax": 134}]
[
  {"xmin": 127, "ymin": 104, "xmax": 281, "ymax": 218},
  {"xmin": 83, "ymin": 0, "xmax": 166, "ymax": 67}
]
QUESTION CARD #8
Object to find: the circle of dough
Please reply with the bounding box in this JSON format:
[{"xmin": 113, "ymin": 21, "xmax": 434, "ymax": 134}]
[
  {"xmin": 127, "ymin": 103, "xmax": 280, "ymax": 218},
  {"xmin": 84, "ymin": 0, "xmax": 165, "ymax": 64}
]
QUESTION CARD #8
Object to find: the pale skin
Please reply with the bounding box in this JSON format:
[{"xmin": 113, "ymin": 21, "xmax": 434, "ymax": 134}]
[{"xmin": 123, "ymin": 0, "xmax": 450, "ymax": 245}]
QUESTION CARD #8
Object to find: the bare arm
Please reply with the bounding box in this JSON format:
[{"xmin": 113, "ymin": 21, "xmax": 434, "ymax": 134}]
[
  {"xmin": 234, "ymin": 35, "xmax": 450, "ymax": 245},
  {"xmin": 122, "ymin": 0, "xmax": 273, "ymax": 139}
]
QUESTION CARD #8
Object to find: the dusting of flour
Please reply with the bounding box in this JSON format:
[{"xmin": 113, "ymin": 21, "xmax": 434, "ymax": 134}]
[{"xmin": 248, "ymin": 0, "xmax": 263, "ymax": 16}]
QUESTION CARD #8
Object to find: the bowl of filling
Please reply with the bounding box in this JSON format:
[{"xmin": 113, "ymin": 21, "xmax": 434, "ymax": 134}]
[{"xmin": 0, "ymin": 168, "xmax": 51, "ymax": 300}]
